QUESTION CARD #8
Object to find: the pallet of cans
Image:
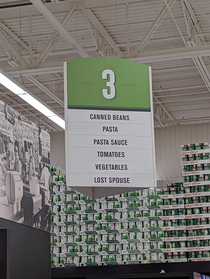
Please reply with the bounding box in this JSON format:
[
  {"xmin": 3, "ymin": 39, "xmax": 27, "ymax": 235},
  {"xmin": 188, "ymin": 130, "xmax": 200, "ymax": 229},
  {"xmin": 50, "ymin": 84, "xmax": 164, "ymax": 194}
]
[
  {"xmin": 50, "ymin": 169, "xmax": 167, "ymax": 266},
  {"xmin": 51, "ymin": 165, "xmax": 210, "ymax": 266}
]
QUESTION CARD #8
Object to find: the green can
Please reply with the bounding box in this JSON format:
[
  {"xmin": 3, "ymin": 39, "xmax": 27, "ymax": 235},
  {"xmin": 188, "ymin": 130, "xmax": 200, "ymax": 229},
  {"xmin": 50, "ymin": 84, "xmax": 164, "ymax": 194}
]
[
  {"xmin": 165, "ymin": 242, "xmax": 172, "ymax": 248},
  {"xmin": 180, "ymin": 252, "xmax": 187, "ymax": 259},
  {"xmin": 171, "ymin": 198, "xmax": 178, "ymax": 205},
  {"xmin": 158, "ymin": 231, "xmax": 164, "ymax": 238},
  {"xmin": 192, "ymin": 185, "xmax": 200, "ymax": 192},
  {"xmin": 201, "ymin": 218, "xmax": 208, "ymax": 225},
  {"xmin": 187, "ymin": 230, "xmax": 194, "ymax": 237},
  {"xmin": 197, "ymin": 164, "xmax": 203, "ymax": 171},
  {"xmin": 201, "ymin": 228, "xmax": 209, "ymax": 235},
  {"xmin": 157, "ymin": 199, "xmax": 163, "ymax": 206},
  {"xmin": 180, "ymin": 241, "xmax": 186, "ymax": 248},
  {"xmin": 194, "ymin": 229, "xmax": 201, "ymax": 236},
  {"xmin": 199, "ymin": 174, "xmax": 205, "ymax": 181},
  {"xmin": 170, "ymin": 187, "xmax": 177, "ymax": 195},
  {"xmin": 178, "ymin": 198, "xmax": 185, "ymax": 205},
  {"xmin": 171, "ymin": 219, "xmax": 178, "ymax": 226},
  {"xmin": 195, "ymin": 143, "xmax": 202, "ymax": 150},
  {"xmin": 178, "ymin": 208, "xmax": 185, "ymax": 215},
  {"xmin": 185, "ymin": 198, "xmax": 192, "ymax": 204},
  {"xmin": 194, "ymin": 240, "xmax": 201, "ymax": 247},
  {"xmin": 164, "ymin": 199, "xmax": 170, "ymax": 205},
  {"xmin": 172, "ymin": 209, "xmax": 177, "ymax": 216},
  {"xmin": 179, "ymin": 230, "xmax": 186, "ymax": 237},
  {"xmin": 192, "ymin": 175, "xmax": 198, "ymax": 182},
  {"xmin": 189, "ymin": 154, "xmax": 194, "ymax": 161},
  {"xmin": 202, "ymin": 251, "xmax": 210, "ymax": 258},
  {"xmin": 205, "ymin": 174, "xmax": 210, "ymax": 181},
  {"xmin": 185, "ymin": 186, "xmax": 191, "ymax": 193},
  {"xmin": 150, "ymin": 199, "xmax": 156, "ymax": 206},
  {"xmin": 201, "ymin": 207, "xmax": 208, "ymax": 214},
  {"xmin": 172, "ymin": 242, "xmax": 179, "ymax": 248},
  {"xmin": 192, "ymin": 197, "xmax": 199, "ymax": 203},
  {"xmin": 200, "ymin": 196, "xmax": 207, "ymax": 203},
  {"xmin": 164, "ymin": 220, "xmax": 172, "ymax": 227},
  {"xmin": 203, "ymin": 153, "xmax": 209, "ymax": 160},
  {"xmin": 164, "ymin": 209, "xmax": 172, "ymax": 216},
  {"xmin": 195, "ymin": 251, "xmax": 203, "ymax": 258},
  {"xmin": 186, "ymin": 208, "xmax": 193, "ymax": 215},
  {"xmin": 181, "ymin": 144, "xmax": 188, "ymax": 151},
  {"xmin": 173, "ymin": 252, "xmax": 179, "ymax": 259},
  {"xmin": 200, "ymin": 185, "xmax": 206, "ymax": 192},
  {"xmin": 187, "ymin": 241, "xmax": 193, "ymax": 247},
  {"xmin": 204, "ymin": 164, "xmax": 210, "ymax": 170},
  {"xmin": 188, "ymin": 251, "xmax": 195, "ymax": 258},
  {"xmin": 165, "ymin": 252, "xmax": 172, "ymax": 259},
  {"xmin": 165, "ymin": 231, "xmax": 171, "ymax": 238},
  {"xmin": 203, "ymin": 142, "xmax": 209, "ymax": 149},
  {"xmin": 188, "ymin": 143, "xmax": 195, "ymax": 150},
  {"xmin": 195, "ymin": 153, "xmax": 202, "ymax": 160},
  {"xmin": 163, "ymin": 188, "xmax": 169, "ymax": 195},
  {"xmin": 206, "ymin": 185, "xmax": 210, "ymax": 191},
  {"xmin": 184, "ymin": 176, "xmax": 191, "ymax": 183},
  {"xmin": 179, "ymin": 219, "xmax": 186, "ymax": 226},
  {"xmin": 177, "ymin": 186, "xmax": 184, "ymax": 194},
  {"xmin": 172, "ymin": 230, "xmax": 179, "ymax": 237},
  {"xmin": 193, "ymin": 218, "xmax": 200, "ymax": 225},
  {"xmin": 187, "ymin": 219, "xmax": 193, "ymax": 226},
  {"xmin": 193, "ymin": 208, "xmax": 200, "ymax": 214},
  {"xmin": 201, "ymin": 239, "xmax": 209, "ymax": 246}
]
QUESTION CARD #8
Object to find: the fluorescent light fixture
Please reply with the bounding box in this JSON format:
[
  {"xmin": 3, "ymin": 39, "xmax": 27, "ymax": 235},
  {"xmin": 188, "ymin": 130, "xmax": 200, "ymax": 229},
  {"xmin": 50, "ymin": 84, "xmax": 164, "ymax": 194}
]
[
  {"xmin": 48, "ymin": 115, "xmax": 65, "ymax": 129},
  {"xmin": 0, "ymin": 71, "xmax": 65, "ymax": 129},
  {"xmin": 0, "ymin": 73, "xmax": 25, "ymax": 95}
]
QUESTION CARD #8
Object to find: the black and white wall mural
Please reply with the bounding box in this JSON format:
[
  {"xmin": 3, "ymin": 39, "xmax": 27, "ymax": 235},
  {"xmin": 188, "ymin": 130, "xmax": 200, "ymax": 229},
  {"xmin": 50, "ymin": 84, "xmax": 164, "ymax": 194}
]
[{"xmin": 0, "ymin": 100, "xmax": 51, "ymax": 231}]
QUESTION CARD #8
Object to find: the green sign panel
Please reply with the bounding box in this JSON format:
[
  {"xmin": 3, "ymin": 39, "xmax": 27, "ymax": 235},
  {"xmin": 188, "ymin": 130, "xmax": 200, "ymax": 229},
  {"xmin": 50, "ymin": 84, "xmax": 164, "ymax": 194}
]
[{"xmin": 66, "ymin": 57, "xmax": 150, "ymax": 111}]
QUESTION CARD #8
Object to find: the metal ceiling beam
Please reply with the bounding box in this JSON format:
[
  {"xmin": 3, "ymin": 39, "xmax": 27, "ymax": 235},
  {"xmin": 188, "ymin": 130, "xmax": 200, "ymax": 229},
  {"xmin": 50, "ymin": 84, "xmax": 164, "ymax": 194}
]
[
  {"xmin": 30, "ymin": 0, "xmax": 89, "ymax": 58},
  {"xmin": 5, "ymin": 63, "xmax": 194, "ymax": 78},
  {"xmin": 0, "ymin": 0, "xmax": 162, "ymax": 20},
  {"xmin": 0, "ymin": 21, "xmax": 34, "ymax": 54},
  {"xmin": 129, "ymin": 45, "xmax": 210, "ymax": 63},
  {"xmin": 79, "ymin": 2, "xmax": 125, "ymax": 58},
  {"xmin": 131, "ymin": 0, "xmax": 177, "ymax": 57},
  {"xmin": 0, "ymin": 30, "xmax": 28, "ymax": 68},
  {"xmin": 187, "ymin": 0, "xmax": 210, "ymax": 26},
  {"xmin": 154, "ymin": 94, "xmax": 178, "ymax": 126},
  {"xmin": 32, "ymin": 3, "xmax": 76, "ymax": 68},
  {"xmin": 26, "ymin": 76, "xmax": 64, "ymax": 107},
  {"xmin": 2, "ymin": 44, "xmax": 210, "ymax": 76},
  {"xmin": 181, "ymin": 1, "xmax": 210, "ymax": 91},
  {"xmin": 126, "ymin": 3, "xmax": 130, "ymax": 54}
]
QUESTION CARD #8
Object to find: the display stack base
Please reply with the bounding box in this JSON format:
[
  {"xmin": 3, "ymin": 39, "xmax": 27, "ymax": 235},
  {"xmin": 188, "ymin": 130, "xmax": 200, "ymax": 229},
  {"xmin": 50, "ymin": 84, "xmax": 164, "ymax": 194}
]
[
  {"xmin": 52, "ymin": 262, "xmax": 210, "ymax": 279},
  {"xmin": 0, "ymin": 217, "xmax": 51, "ymax": 279}
]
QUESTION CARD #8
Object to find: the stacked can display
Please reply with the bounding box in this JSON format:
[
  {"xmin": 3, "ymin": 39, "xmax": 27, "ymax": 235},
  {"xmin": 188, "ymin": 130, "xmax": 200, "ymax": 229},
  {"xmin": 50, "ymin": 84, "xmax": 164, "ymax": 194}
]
[
  {"xmin": 50, "ymin": 146, "xmax": 210, "ymax": 267},
  {"xmin": 50, "ymin": 166, "xmax": 166, "ymax": 267},
  {"xmin": 180, "ymin": 142, "xmax": 210, "ymax": 262}
]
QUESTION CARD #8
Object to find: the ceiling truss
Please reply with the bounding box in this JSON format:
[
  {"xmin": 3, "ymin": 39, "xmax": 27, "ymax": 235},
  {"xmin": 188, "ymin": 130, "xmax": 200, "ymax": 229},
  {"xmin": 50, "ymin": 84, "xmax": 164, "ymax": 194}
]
[{"xmin": 0, "ymin": 0, "xmax": 210, "ymax": 131}]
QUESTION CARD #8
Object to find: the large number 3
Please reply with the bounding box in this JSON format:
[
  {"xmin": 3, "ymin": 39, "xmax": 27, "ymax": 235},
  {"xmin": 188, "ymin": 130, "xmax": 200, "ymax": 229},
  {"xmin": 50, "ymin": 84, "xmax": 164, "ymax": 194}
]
[{"xmin": 102, "ymin": 69, "xmax": 116, "ymax": 99}]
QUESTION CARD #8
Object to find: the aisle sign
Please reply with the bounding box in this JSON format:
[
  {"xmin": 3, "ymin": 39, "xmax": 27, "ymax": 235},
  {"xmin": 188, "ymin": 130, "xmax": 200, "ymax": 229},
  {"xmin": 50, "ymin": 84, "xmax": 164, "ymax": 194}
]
[{"xmin": 64, "ymin": 57, "xmax": 156, "ymax": 188}]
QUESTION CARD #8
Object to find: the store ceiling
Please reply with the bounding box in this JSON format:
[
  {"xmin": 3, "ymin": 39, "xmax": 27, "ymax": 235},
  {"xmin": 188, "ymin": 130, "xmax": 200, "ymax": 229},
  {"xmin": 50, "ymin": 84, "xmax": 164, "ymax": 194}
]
[{"xmin": 0, "ymin": 0, "xmax": 210, "ymax": 132}]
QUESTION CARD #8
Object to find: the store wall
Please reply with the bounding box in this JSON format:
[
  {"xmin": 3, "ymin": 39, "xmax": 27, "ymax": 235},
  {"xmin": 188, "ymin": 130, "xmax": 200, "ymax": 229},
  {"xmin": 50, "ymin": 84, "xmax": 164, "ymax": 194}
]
[
  {"xmin": 50, "ymin": 123, "xmax": 210, "ymax": 183},
  {"xmin": 155, "ymin": 123, "xmax": 210, "ymax": 181}
]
